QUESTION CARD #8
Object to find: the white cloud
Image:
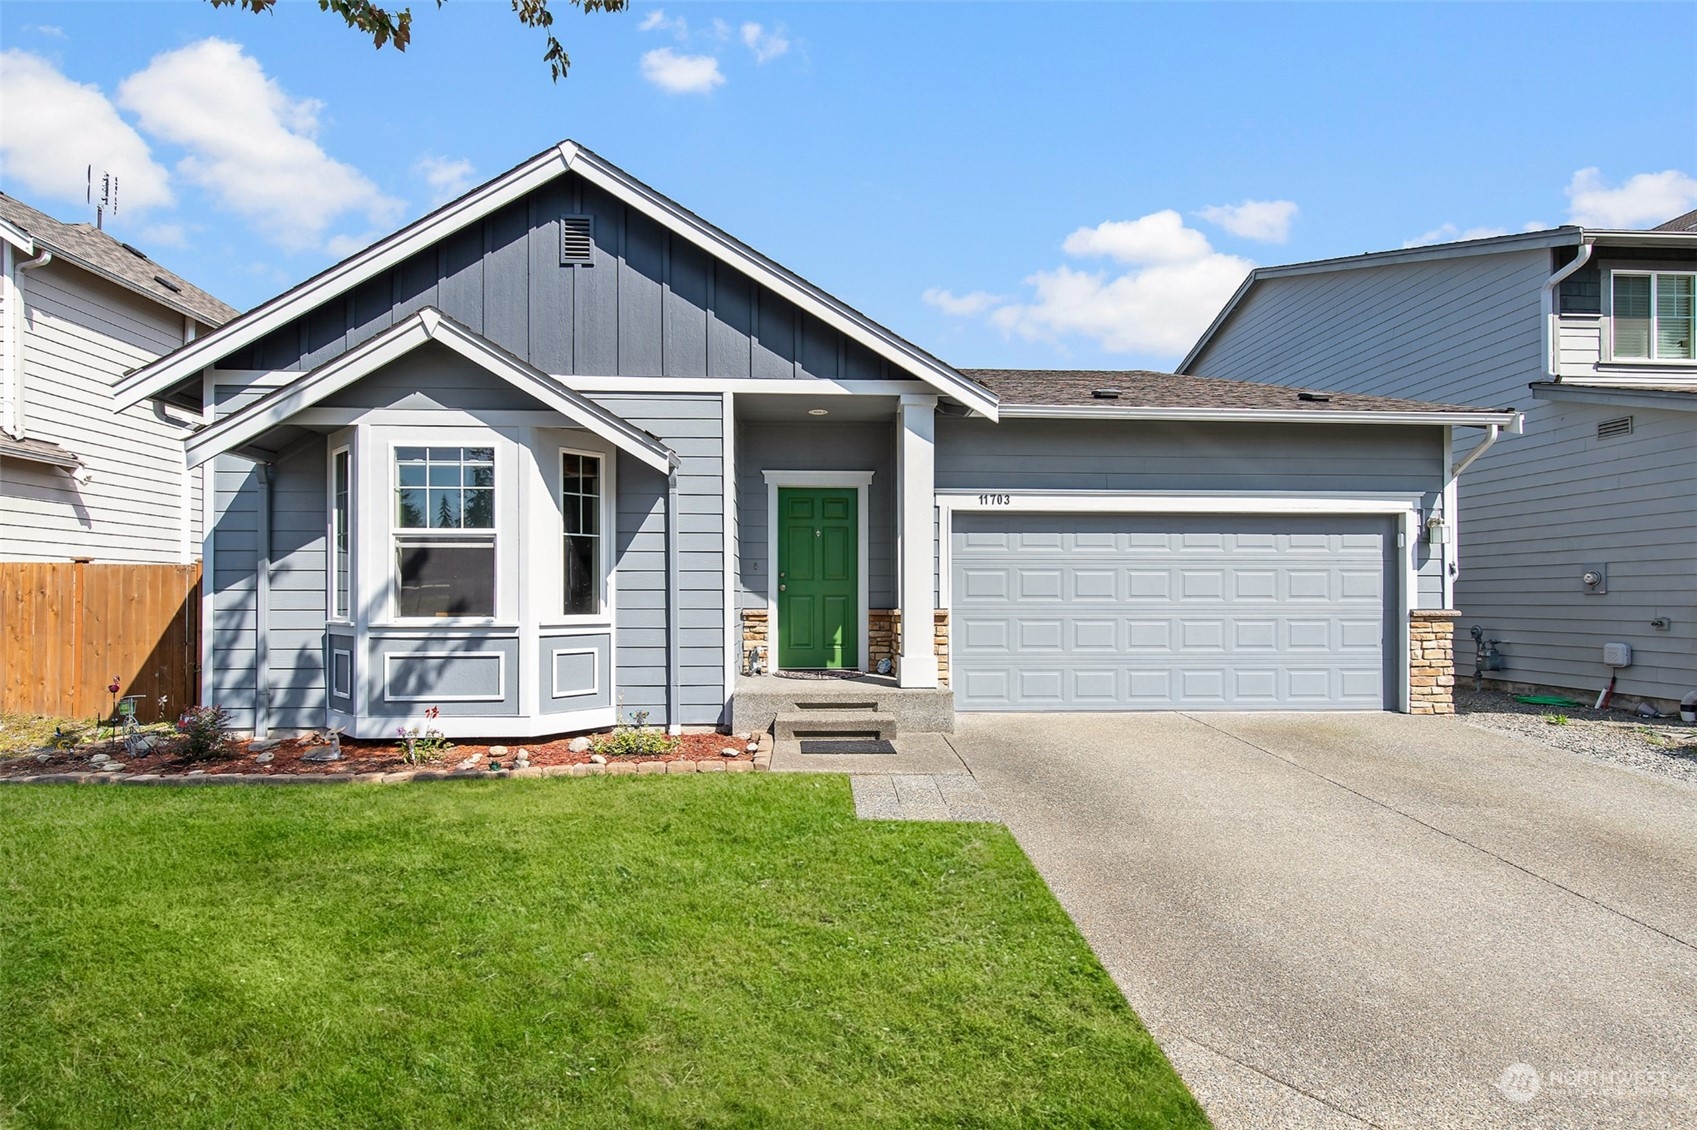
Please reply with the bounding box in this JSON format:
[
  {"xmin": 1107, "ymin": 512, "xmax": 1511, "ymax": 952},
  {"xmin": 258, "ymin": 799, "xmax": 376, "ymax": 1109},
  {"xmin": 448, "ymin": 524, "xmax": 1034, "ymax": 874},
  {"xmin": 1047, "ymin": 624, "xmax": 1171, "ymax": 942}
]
[
  {"xmin": 1196, "ymin": 198, "xmax": 1299, "ymax": 243},
  {"xmin": 1566, "ymin": 167, "xmax": 1697, "ymax": 228},
  {"xmin": 640, "ymin": 47, "xmax": 725, "ymax": 94},
  {"xmin": 932, "ymin": 210, "xmax": 1253, "ymax": 358},
  {"xmin": 137, "ymin": 222, "xmax": 189, "ymax": 249},
  {"xmin": 0, "ymin": 50, "xmax": 173, "ymax": 212},
  {"xmin": 741, "ymin": 22, "xmax": 791, "ymax": 64},
  {"xmin": 414, "ymin": 155, "xmax": 477, "ymax": 206},
  {"xmin": 1401, "ymin": 223, "xmax": 1510, "ymax": 248},
  {"xmin": 922, "ymin": 288, "xmax": 1003, "ymax": 317},
  {"xmin": 22, "ymin": 25, "xmax": 66, "ymax": 39},
  {"xmin": 1061, "ymin": 211, "xmax": 1214, "ymax": 265},
  {"xmin": 711, "ymin": 19, "xmax": 732, "ymax": 41},
  {"xmin": 116, "ymin": 38, "xmax": 402, "ymax": 253},
  {"xmin": 638, "ymin": 9, "xmax": 688, "ymax": 38}
]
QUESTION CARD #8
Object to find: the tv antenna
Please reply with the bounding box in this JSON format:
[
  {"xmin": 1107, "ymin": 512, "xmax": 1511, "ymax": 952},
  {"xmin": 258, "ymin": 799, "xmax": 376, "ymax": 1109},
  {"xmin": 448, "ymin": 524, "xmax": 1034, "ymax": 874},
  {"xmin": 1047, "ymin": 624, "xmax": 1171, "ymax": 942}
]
[{"xmin": 87, "ymin": 167, "xmax": 118, "ymax": 230}]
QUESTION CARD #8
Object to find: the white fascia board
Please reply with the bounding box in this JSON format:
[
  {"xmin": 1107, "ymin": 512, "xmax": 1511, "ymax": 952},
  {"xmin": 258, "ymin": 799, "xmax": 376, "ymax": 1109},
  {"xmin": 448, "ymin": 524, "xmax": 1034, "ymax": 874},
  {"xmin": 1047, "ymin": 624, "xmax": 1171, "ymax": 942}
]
[
  {"xmin": 0, "ymin": 219, "xmax": 34, "ymax": 256},
  {"xmin": 997, "ymin": 404, "xmax": 1520, "ymax": 428},
  {"xmin": 1531, "ymin": 382, "xmax": 1697, "ymax": 412},
  {"xmin": 1582, "ymin": 229, "xmax": 1697, "ymax": 247},
  {"xmin": 564, "ymin": 149, "xmax": 1000, "ymax": 421},
  {"xmin": 114, "ymin": 145, "xmax": 573, "ymax": 410},
  {"xmin": 185, "ymin": 308, "xmax": 676, "ymax": 472}
]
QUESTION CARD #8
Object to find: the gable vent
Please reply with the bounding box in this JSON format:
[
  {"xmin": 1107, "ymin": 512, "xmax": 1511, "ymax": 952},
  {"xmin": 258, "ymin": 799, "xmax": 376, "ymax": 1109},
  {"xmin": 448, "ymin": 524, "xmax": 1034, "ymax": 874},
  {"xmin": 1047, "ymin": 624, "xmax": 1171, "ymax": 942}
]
[
  {"xmin": 1597, "ymin": 416, "xmax": 1633, "ymax": 439},
  {"xmin": 152, "ymin": 275, "xmax": 182, "ymax": 293},
  {"xmin": 559, "ymin": 215, "xmax": 594, "ymax": 266}
]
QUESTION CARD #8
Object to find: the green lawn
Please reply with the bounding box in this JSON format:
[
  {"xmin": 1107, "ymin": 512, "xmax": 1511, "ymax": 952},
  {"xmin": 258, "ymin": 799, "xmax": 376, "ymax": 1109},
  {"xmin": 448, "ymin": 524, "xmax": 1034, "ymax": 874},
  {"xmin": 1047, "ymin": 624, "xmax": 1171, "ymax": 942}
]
[{"xmin": 0, "ymin": 776, "xmax": 1206, "ymax": 1129}]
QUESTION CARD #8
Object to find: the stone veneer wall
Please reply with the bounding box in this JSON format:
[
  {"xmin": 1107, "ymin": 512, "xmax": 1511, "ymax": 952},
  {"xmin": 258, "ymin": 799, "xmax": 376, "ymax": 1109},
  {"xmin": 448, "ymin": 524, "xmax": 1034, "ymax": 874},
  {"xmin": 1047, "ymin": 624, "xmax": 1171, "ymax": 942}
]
[
  {"xmin": 1409, "ymin": 610, "xmax": 1459, "ymax": 714},
  {"xmin": 743, "ymin": 607, "xmax": 949, "ymax": 684}
]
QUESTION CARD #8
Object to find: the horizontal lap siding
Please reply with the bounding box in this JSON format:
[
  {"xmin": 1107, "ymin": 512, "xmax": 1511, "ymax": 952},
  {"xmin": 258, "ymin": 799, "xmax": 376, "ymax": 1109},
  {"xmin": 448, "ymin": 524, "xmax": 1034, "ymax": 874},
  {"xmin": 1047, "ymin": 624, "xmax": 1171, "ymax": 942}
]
[
  {"xmin": 227, "ymin": 173, "xmax": 895, "ymax": 383},
  {"xmin": 936, "ymin": 417, "xmax": 1448, "ymax": 609},
  {"xmin": 736, "ymin": 422, "xmax": 896, "ymax": 611},
  {"xmin": 2, "ymin": 264, "xmax": 197, "ymax": 563},
  {"xmin": 1189, "ymin": 248, "xmax": 1696, "ymax": 700},
  {"xmin": 594, "ymin": 394, "xmax": 725, "ymax": 726}
]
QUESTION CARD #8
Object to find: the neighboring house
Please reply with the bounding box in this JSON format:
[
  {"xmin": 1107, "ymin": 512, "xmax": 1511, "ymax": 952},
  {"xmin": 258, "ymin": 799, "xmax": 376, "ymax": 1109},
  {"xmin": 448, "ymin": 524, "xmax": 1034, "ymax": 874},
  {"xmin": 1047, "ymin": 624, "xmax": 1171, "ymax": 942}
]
[
  {"xmin": 0, "ymin": 195, "xmax": 238, "ymax": 563},
  {"xmin": 115, "ymin": 142, "xmax": 1514, "ymax": 738},
  {"xmin": 1181, "ymin": 221, "xmax": 1697, "ymax": 707}
]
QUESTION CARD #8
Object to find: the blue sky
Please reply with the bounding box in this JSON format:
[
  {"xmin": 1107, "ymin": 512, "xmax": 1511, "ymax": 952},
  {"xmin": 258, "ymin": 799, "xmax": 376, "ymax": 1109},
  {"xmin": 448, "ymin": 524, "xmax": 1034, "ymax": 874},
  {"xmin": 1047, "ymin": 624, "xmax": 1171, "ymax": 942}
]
[{"xmin": 4, "ymin": 1, "xmax": 1694, "ymax": 370}]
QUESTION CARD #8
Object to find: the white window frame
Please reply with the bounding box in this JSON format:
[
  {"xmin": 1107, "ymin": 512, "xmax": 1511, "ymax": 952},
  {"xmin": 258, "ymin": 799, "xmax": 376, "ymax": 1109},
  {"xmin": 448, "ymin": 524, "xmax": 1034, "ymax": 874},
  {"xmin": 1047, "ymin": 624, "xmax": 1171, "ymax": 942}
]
[
  {"xmin": 327, "ymin": 442, "xmax": 353, "ymax": 623},
  {"xmin": 384, "ymin": 435, "xmax": 507, "ymax": 626},
  {"xmin": 1608, "ymin": 269, "xmax": 1697, "ymax": 364},
  {"xmin": 556, "ymin": 445, "xmax": 612, "ymax": 622}
]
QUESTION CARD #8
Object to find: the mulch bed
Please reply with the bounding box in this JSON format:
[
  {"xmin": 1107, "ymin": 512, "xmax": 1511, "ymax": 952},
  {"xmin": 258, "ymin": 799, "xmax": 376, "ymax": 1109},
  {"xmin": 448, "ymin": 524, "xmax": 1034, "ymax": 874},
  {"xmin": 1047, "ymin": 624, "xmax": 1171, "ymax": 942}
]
[{"xmin": 0, "ymin": 730, "xmax": 755, "ymax": 779}]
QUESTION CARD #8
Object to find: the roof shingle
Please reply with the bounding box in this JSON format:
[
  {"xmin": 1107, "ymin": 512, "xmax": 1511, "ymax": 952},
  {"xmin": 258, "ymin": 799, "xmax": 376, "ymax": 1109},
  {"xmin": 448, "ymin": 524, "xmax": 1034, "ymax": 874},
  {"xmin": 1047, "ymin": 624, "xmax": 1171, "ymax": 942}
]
[
  {"xmin": 961, "ymin": 369, "xmax": 1503, "ymax": 415},
  {"xmin": 0, "ymin": 193, "xmax": 238, "ymax": 327}
]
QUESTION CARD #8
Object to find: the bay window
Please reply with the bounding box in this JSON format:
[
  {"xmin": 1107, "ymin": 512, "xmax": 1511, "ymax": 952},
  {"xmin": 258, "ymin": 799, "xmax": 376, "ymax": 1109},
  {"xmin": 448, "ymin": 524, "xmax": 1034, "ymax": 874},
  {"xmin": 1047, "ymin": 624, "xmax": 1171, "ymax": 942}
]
[
  {"xmin": 1613, "ymin": 271, "xmax": 1695, "ymax": 360},
  {"xmin": 394, "ymin": 446, "xmax": 496, "ymax": 618},
  {"xmin": 332, "ymin": 447, "xmax": 351, "ymax": 618}
]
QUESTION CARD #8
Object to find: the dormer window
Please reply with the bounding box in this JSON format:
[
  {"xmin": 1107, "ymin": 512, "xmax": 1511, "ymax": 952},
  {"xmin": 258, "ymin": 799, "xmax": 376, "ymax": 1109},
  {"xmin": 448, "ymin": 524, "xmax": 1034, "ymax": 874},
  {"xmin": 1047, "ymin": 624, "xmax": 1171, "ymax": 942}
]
[{"xmin": 1613, "ymin": 271, "xmax": 1695, "ymax": 360}]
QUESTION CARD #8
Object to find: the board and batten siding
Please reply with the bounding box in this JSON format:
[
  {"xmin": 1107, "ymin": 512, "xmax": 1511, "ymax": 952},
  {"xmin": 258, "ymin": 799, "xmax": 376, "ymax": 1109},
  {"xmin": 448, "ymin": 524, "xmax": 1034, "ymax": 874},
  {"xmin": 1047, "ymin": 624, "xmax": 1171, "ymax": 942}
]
[
  {"xmin": 1, "ymin": 261, "xmax": 202, "ymax": 563},
  {"xmin": 590, "ymin": 393, "xmax": 726, "ymax": 727},
  {"xmin": 735, "ymin": 421, "xmax": 896, "ymax": 612},
  {"xmin": 935, "ymin": 417, "xmax": 1449, "ymax": 608},
  {"xmin": 222, "ymin": 172, "xmax": 901, "ymax": 384},
  {"xmin": 1187, "ymin": 246, "xmax": 1697, "ymax": 701}
]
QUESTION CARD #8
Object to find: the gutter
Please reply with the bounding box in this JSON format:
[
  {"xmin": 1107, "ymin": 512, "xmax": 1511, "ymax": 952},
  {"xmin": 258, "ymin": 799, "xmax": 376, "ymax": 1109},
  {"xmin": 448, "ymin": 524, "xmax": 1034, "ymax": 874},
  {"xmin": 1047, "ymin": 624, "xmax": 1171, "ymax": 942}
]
[
  {"xmin": 1542, "ymin": 241, "xmax": 1594, "ymax": 382},
  {"xmin": 997, "ymin": 404, "xmax": 1520, "ymax": 428},
  {"xmin": 2, "ymin": 245, "xmax": 51, "ymax": 440}
]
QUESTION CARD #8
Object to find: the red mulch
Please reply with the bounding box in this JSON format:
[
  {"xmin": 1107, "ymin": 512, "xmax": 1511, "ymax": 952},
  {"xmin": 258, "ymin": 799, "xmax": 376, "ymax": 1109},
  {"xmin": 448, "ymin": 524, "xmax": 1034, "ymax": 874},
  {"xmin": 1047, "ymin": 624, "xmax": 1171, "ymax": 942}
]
[{"xmin": 0, "ymin": 730, "xmax": 753, "ymax": 778}]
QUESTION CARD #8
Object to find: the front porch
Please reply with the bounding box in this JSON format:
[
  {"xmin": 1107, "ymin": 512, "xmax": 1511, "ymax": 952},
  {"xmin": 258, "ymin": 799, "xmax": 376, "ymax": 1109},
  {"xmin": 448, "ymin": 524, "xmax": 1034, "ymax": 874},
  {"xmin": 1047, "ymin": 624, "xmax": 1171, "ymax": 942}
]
[{"xmin": 729, "ymin": 672, "xmax": 955, "ymax": 737}]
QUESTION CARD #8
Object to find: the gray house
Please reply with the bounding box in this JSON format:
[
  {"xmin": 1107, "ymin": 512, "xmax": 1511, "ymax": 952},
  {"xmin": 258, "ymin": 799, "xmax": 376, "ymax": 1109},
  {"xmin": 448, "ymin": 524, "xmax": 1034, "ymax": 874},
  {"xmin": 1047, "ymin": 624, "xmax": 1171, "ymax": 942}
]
[
  {"xmin": 1182, "ymin": 221, "xmax": 1696, "ymax": 707},
  {"xmin": 115, "ymin": 142, "xmax": 1513, "ymax": 738}
]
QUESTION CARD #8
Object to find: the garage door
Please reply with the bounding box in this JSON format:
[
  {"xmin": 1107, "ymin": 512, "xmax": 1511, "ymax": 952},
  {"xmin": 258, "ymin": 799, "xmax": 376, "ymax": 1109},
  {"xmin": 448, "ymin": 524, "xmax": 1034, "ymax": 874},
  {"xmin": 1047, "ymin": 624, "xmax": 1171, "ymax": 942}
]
[{"xmin": 951, "ymin": 513, "xmax": 1394, "ymax": 711}]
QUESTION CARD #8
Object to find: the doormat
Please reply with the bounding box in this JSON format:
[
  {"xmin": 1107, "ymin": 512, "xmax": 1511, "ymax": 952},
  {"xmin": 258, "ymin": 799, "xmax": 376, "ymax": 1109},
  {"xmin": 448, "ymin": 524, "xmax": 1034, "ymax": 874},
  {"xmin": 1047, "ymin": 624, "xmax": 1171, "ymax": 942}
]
[
  {"xmin": 774, "ymin": 670, "xmax": 866, "ymax": 680},
  {"xmin": 799, "ymin": 738, "xmax": 898, "ymax": 755}
]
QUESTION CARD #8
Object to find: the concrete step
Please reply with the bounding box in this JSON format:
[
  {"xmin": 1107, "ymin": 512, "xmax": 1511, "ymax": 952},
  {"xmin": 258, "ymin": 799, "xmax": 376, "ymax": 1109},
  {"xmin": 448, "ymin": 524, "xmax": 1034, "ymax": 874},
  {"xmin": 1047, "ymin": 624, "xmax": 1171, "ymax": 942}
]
[
  {"xmin": 773, "ymin": 711, "xmax": 898, "ymax": 742},
  {"xmin": 732, "ymin": 674, "xmax": 954, "ymax": 735}
]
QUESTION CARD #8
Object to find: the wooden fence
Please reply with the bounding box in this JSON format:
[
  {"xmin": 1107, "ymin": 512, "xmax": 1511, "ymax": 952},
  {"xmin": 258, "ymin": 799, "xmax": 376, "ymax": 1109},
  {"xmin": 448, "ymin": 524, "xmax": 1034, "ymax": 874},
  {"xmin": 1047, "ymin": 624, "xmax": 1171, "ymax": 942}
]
[{"xmin": 1, "ymin": 562, "xmax": 201, "ymax": 723}]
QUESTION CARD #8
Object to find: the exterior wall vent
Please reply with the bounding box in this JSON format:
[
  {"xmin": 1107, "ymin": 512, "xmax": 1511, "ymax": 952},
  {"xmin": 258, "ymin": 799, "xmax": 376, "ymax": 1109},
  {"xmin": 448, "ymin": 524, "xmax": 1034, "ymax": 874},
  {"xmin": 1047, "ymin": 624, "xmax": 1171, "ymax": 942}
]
[
  {"xmin": 1091, "ymin": 388, "xmax": 1121, "ymax": 399},
  {"xmin": 559, "ymin": 215, "xmax": 594, "ymax": 266},
  {"xmin": 1597, "ymin": 416, "xmax": 1633, "ymax": 439}
]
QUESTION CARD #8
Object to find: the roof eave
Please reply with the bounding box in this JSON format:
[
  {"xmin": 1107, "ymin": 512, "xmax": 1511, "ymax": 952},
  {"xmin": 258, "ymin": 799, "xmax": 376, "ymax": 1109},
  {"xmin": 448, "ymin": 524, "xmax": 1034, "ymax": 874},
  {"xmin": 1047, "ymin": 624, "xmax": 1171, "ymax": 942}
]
[{"xmin": 996, "ymin": 404, "xmax": 1519, "ymax": 427}]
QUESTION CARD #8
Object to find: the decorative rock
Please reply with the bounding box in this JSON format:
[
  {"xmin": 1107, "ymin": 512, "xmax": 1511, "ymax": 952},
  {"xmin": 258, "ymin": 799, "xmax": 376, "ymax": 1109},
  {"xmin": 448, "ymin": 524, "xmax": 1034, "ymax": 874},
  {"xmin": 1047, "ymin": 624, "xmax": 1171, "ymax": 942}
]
[
  {"xmin": 454, "ymin": 752, "xmax": 485, "ymax": 770},
  {"xmin": 90, "ymin": 753, "xmax": 110, "ymax": 765},
  {"xmin": 745, "ymin": 744, "xmax": 759, "ymax": 755},
  {"xmin": 568, "ymin": 737, "xmax": 592, "ymax": 754},
  {"xmin": 736, "ymin": 732, "xmax": 751, "ymax": 743},
  {"xmin": 255, "ymin": 751, "xmax": 275, "ymax": 765},
  {"xmin": 590, "ymin": 753, "xmax": 607, "ymax": 765},
  {"xmin": 720, "ymin": 747, "xmax": 740, "ymax": 758},
  {"xmin": 35, "ymin": 753, "xmax": 50, "ymax": 764},
  {"xmin": 249, "ymin": 739, "xmax": 278, "ymax": 752},
  {"xmin": 489, "ymin": 745, "xmax": 509, "ymax": 757}
]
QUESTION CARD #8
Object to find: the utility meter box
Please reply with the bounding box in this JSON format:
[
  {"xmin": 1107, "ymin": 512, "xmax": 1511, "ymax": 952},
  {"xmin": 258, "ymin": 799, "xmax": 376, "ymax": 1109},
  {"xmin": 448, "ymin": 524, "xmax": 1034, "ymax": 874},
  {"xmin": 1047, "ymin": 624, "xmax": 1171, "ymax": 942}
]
[{"xmin": 1603, "ymin": 642, "xmax": 1633, "ymax": 667}]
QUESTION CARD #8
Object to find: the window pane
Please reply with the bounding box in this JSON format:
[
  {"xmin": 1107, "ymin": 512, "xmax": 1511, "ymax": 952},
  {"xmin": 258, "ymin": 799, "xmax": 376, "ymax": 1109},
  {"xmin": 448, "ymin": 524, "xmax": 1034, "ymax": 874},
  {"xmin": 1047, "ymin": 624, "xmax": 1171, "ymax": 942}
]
[
  {"xmin": 396, "ymin": 447, "xmax": 426, "ymax": 462},
  {"xmin": 464, "ymin": 447, "xmax": 494, "ymax": 463},
  {"xmin": 429, "ymin": 489, "xmax": 461, "ymax": 528},
  {"xmin": 463, "ymin": 488, "xmax": 494, "ymax": 528},
  {"xmin": 396, "ymin": 542, "xmax": 494, "ymax": 617},
  {"xmin": 1614, "ymin": 275, "xmax": 1652, "ymax": 358},
  {"xmin": 334, "ymin": 451, "xmax": 350, "ymax": 617},
  {"xmin": 397, "ymin": 464, "xmax": 426, "ymax": 487},
  {"xmin": 564, "ymin": 535, "xmax": 597, "ymax": 615},
  {"xmin": 465, "ymin": 465, "xmax": 494, "ymax": 488},
  {"xmin": 1655, "ymin": 274, "xmax": 1694, "ymax": 359},
  {"xmin": 397, "ymin": 489, "xmax": 427, "ymax": 528},
  {"xmin": 428, "ymin": 447, "xmax": 462, "ymax": 461},
  {"xmin": 428, "ymin": 464, "xmax": 461, "ymax": 487}
]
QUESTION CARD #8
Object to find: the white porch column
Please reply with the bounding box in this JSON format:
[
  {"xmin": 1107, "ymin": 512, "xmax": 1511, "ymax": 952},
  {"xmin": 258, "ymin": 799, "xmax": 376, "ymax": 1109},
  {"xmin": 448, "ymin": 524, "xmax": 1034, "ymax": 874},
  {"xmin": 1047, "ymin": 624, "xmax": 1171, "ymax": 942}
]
[{"xmin": 897, "ymin": 393, "xmax": 938, "ymax": 688}]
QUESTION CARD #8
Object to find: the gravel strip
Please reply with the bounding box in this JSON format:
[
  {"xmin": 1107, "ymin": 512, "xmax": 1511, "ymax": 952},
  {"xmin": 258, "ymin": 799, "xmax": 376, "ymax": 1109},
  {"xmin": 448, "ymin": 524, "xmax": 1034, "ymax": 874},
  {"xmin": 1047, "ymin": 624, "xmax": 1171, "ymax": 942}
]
[{"xmin": 1455, "ymin": 688, "xmax": 1697, "ymax": 786}]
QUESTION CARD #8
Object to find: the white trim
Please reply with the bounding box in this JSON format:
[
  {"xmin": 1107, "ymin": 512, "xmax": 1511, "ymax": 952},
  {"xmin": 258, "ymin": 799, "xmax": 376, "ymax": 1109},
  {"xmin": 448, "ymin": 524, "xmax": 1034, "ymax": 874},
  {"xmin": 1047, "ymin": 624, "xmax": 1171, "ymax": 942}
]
[
  {"xmin": 1607, "ymin": 268, "xmax": 1697, "ymax": 364},
  {"xmin": 183, "ymin": 308, "xmax": 675, "ymax": 472},
  {"xmin": 998, "ymin": 404, "xmax": 1520, "ymax": 428},
  {"xmin": 935, "ymin": 489, "xmax": 1421, "ymax": 713},
  {"xmin": 762, "ymin": 470, "xmax": 873, "ymax": 672},
  {"xmin": 562, "ymin": 376, "xmax": 930, "ymax": 396},
  {"xmin": 119, "ymin": 142, "xmax": 1000, "ymax": 419},
  {"xmin": 199, "ymin": 369, "xmax": 216, "ymax": 713},
  {"xmin": 721, "ymin": 391, "xmax": 737, "ymax": 706},
  {"xmin": 0, "ymin": 218, "xmax": 33, "ymax": 257},
  {"xmin": 897, "ymin": 395, "xmax": 939, "ymax": 687},
  {"xmin": 548, "ymin": 647, "xmax": 601, "ymax": 699},
  {"xmin": 381, "ymin": 650, "xmax": 508, "ymax": 703},
  {"xmin": 553, "ymin": 443, "xmax": 613, "ymax": 622},
  {"xmin": 115, "ymin": 144, "xmax": 574, "ymax": 408},
  {"xmin": 327, "ymin": 443, "xmax": 352, "ymax": 620}
]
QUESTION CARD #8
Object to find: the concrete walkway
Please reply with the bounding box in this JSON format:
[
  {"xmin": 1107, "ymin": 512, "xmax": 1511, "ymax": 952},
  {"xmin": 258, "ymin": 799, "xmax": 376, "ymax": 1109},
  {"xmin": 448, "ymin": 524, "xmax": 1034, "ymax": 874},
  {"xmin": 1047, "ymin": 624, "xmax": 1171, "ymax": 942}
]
[{"xmin": 950, "ymin": 711, "xmax": 1697, "ymax": 1130}]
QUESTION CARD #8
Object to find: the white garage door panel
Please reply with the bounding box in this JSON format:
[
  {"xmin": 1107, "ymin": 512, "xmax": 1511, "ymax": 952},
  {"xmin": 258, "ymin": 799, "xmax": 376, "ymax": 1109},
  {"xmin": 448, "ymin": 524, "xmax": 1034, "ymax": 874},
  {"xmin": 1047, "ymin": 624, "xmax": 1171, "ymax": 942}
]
[{"xmin": 951, "ymin": 513, "xmax": 1393, "ymax": 711}]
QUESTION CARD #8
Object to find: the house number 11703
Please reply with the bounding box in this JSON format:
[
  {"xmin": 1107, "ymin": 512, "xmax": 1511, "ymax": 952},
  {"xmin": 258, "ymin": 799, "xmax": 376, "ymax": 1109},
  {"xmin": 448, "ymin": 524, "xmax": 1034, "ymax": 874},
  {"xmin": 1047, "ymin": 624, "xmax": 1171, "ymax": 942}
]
[{"xmin": 978, "ymin": 493, "xmax": 1012, "ymax": 505}]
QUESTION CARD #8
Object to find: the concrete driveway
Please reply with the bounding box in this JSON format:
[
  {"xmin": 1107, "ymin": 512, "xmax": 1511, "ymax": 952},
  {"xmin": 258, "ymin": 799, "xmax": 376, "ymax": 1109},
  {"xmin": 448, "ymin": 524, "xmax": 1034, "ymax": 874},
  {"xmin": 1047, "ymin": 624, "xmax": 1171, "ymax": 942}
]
[{"xmin": 949, "ymin": 712, "xmax": 1697, "ymax": 1130}]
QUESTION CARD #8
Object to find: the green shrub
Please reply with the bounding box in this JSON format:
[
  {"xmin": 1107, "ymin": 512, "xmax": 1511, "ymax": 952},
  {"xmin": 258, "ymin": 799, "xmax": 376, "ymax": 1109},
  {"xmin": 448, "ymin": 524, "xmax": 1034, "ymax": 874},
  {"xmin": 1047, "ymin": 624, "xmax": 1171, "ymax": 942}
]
[
  {"xmin": 176, "ymin": 705, "xmax": 236, "ymax": 761},
  {"xmin": 593, "ymin": 710, "xmax": 677, "ymax": 759}
]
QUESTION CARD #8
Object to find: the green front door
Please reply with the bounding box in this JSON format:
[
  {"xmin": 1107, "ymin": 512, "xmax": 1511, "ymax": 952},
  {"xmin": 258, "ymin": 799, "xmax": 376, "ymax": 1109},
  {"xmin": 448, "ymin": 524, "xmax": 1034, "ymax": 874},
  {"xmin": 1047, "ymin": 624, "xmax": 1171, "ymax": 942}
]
[{"xmin": 777, "ymin": 488, "xmax": 858, "ymax": 669}]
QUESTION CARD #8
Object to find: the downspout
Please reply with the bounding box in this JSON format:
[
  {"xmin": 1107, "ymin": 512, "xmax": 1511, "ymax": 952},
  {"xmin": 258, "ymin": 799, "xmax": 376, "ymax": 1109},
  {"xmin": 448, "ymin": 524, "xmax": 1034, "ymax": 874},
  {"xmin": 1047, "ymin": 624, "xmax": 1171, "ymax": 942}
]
[
  {"xmin": 3, "ymin": 246, "xmax": 52, "ymax": 440},
  {"xmin": 1542, "ymin": 240, "xmax": 1593, "ymax": 382},
  {"xmin": 665, "ymin": 465, "xmax": 681, "ymax": 736},
  {"xmin": 254, "ymin": 461, "xmax": 272, "ymax": 739},
  {"xmin": 1449, "ymin": 422, "xmax": 1504, "ymax": 483}
]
